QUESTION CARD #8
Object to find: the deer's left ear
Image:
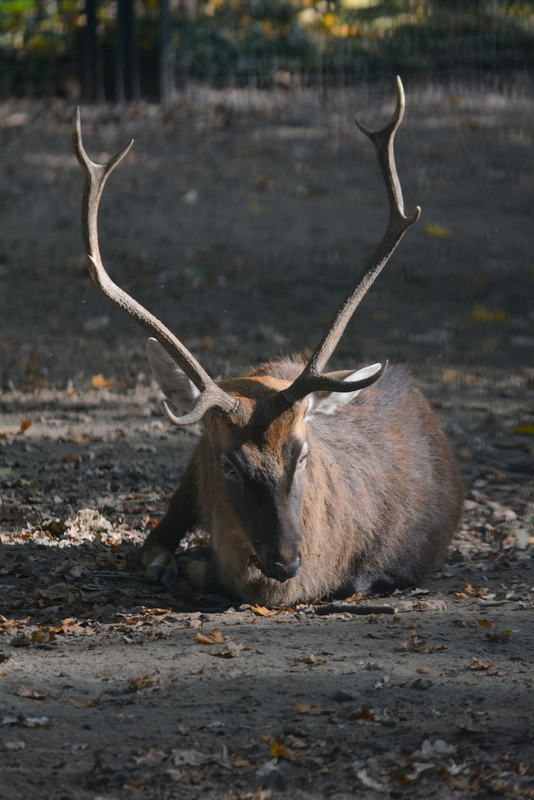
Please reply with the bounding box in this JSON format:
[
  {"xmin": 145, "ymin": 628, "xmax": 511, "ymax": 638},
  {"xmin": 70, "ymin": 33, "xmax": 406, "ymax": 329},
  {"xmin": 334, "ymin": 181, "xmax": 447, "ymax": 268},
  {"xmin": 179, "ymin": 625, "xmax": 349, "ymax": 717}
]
[
  {"xmin": 146, "ymin": 337, "xmax": 200, "ymax": 412},
  {"xmin": 305, "ymin": 363, "xmax": 383, "ymax": 418}
]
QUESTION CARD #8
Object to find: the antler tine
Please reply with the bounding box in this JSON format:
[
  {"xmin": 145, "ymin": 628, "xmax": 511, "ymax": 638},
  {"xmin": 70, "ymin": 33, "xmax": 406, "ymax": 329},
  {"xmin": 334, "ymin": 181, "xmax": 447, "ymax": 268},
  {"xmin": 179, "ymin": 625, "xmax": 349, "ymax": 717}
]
[
  {"xmin": 282, "ymin": 77, "xmax": 421, "ymax": 406},
  {"xmin": 72, "ymin": 108, "xmax": 239, "ymax": 425}
]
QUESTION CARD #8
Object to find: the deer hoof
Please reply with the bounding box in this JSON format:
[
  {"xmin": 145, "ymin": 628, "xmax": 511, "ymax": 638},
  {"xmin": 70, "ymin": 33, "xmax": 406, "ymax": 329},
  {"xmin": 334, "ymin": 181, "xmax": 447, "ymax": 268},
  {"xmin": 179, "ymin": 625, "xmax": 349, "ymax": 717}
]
[
  {"xmin": 161, "ymin": 566, "xmax": 178, "ymax": 585},
  {"xmin": 186, "ymin": 560, "xmax": 208, "ymax": 591},
  {"xmin": 144, "ymin": 551, "xmax": 178, "ymax": 584}
]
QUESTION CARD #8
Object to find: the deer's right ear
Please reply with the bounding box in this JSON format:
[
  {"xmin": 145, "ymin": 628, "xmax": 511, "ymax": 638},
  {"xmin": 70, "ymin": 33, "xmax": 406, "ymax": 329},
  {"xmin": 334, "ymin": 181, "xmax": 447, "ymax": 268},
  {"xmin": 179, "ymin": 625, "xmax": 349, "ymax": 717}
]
[{"xmin": 146, "ymin": 338, "xmax": 200, "ymax": 412}]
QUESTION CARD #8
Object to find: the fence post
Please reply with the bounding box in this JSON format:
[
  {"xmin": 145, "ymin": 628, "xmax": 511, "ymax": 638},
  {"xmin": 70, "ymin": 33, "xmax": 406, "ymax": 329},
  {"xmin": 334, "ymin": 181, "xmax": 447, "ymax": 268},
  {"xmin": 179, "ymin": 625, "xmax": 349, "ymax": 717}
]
[
  {"xmin": 159, "ymin": 0, "xmax": 171, "ymax": 104},
  {"xmin": 116, "ymin": 0, "xmax": 138, "ymax": 102},
  {"xmin": 84, "ymin": 0, "xmax": 98, "ymax": 101}
]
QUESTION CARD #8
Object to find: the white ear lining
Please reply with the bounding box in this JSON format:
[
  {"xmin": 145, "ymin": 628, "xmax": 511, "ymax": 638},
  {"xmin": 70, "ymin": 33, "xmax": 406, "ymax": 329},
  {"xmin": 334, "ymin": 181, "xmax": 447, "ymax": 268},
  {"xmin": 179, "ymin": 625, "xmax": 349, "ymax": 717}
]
[
  {"xmin": 146, "ymin": 337, "xmax": 200, "ymax": 412},
  {"xmin": 305, "ymin": 363, "xmax": 383, "ymax": 418}
]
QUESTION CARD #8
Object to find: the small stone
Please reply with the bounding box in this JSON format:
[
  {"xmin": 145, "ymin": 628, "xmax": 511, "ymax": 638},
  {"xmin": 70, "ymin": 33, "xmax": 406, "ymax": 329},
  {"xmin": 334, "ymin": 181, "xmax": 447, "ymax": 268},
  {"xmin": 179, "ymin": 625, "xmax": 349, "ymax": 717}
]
[{"xmin": 331, "ymin": 690, "xmax": 356, "ymax": 703}]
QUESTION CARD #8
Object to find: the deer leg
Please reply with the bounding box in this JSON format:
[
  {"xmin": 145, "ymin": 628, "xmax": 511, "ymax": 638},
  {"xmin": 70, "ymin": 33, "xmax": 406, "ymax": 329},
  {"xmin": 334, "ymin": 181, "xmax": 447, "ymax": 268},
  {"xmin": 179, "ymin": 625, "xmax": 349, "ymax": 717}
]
[
  {"xmin": 336, "ymin": 571, "xmax": 414, "ymax": 598},
  {"xmin": 141, "ymin": 459, "xmax": 199, "ymax": 585}
]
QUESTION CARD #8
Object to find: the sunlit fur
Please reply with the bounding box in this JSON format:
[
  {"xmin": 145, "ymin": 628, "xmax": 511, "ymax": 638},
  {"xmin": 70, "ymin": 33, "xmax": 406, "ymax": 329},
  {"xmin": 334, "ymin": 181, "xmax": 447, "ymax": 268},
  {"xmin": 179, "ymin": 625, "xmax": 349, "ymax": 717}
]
[{"xmin": 141, "ymin": 357, "xmax": 463, "ymax": 605}]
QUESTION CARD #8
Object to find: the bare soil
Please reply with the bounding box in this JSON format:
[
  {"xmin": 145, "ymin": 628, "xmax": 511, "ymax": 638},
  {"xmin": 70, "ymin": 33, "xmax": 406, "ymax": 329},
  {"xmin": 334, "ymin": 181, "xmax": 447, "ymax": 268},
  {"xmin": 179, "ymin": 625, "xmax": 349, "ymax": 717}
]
[{"xmin": 0, "ymin": 84, "xmax": 533, "ymax": 800}]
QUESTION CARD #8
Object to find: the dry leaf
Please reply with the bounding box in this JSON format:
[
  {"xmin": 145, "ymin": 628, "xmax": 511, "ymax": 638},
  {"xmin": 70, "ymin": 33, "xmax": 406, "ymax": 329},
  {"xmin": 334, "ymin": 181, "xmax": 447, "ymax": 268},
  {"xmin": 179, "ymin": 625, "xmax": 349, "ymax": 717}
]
[
  {"xmin": 417, "ymin": 668, "xmax": 429, "ymax": 675},
  {"xmin": 513, "ymin": 424, "xmax": 534, "ymax": 435},
  {"xmin": 349, "ymin": 706, "xmax": 376, "ymax": 721},
  {"xmin": 292, "ymin": 653, "xmax": 327, "ymax": 665},
  {"xmin": 23, "ymin": 717, "xmax": 53, "ymax": 728},
  {"xmin": 476, "ymin": 619, "xmax": 493, "ymax": 628},
  {"xmin": 18, "ymin": 418, "xmax": 32, "ymax": 435},
  {"xmin": 425, "ymin": 222, "xmax": 453, "ymax": 239},
  {"xmin": 129, "ymin": 670, "xmax": 161, "ymax": 690},
  {"xmin": 0, "ymin": 616, "xmax": 30, "ymax": 630},
  {"xmin": 10, "ymin": 634, "xmax": 30, "ymax": 647},
  {"xmin": 15, "ymin": 687, "xmax": 49, "ymax": 700},
  {"xmin": 194, "ymin": 628, "xmax": 230, "ymax": 645},
  {"xmin": 268, "ymin": 737, "xmax": 294, "ymax": 760},
  {"xmin": 30, "ymin": 630, "xmax": 56, "ymax": 644},
  {"xmin": 36, "ymin": 584, "xmax": 76, "ymax": 601},
  {"xmin": 455, "ymin": 583, "xmax": 487, "ymax": 598},
  {"xmin": 470, "ymin": 303, "xmax": 509, "ymax": 322},
  {"xmin": 45, "ymin": 618, "xmax": 87, "ymax": 635},
  {"xmin": 356, "ymin": 768, "xmax": 388, "ymax": 791},
  {"xmin": 91, "ymin": 374, "xmax": 115, "ymax": 389},
  {"xmin": 211, "ymin": 642, "xmax": 249, "ymax": 659},
  {"xmin": 250, "ymin": 605, "xmax": 280, "ymax": 617},
  {"xmin": 486, "ymin": 629, "xmax": 512, "ymax": 644},
  {"xmin": 293, "ymin": 700, "xmax": 323, "ymax": 715},
  {"xmin": 68, "ymin": 696, "xmax": 101, "ymax": 708},
  {"xmin": 470, "ymin": 658, "xmax": 495, "ymax": 671}
]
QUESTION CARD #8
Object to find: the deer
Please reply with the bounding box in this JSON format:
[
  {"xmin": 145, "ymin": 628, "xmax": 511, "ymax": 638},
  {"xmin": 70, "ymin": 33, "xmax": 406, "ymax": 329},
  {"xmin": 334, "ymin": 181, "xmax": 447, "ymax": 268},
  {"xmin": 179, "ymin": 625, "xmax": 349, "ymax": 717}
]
[{"xmin": 73, "ymin": 78, "xmax": 463, "ymax": 606}]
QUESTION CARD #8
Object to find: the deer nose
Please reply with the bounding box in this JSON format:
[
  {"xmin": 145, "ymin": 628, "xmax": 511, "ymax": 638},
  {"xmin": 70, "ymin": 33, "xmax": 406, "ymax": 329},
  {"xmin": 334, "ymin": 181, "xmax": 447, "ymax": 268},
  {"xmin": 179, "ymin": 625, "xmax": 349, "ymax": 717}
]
[{"xmin": 266, "ymin": 554, "xmax": 301, "ymax": 582}]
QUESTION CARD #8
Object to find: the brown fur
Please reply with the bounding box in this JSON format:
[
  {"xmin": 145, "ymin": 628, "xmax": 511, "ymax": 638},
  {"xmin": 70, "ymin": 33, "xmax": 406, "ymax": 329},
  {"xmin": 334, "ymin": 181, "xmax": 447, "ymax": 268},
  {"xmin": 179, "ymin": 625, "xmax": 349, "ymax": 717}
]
[{"xmin": 141, "ymin": 359, "xmax": 463, "ymax": 604}]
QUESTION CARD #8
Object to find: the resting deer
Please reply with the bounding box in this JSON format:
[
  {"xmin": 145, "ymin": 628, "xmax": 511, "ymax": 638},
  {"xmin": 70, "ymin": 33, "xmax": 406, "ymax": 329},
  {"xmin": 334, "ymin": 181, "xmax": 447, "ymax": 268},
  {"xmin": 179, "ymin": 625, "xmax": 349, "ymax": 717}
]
[{"xmin": 73, "ymin": 78, "xmax": 463, "ymax": 605}]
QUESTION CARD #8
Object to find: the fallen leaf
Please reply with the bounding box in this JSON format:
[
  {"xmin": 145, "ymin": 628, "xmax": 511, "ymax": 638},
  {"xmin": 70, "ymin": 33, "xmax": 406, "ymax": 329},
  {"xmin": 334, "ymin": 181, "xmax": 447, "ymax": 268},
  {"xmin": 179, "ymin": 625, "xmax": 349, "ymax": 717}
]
[
  {"xmin": 45, "ymin": 618, "xmax": 87, "ymax": 635},
  {"xmin": 418, "ymin": 738, "xmax": 456, "ymax": 757},
  {"xmin": 23, "ymin": 717, "xmax": 53, "ymax": 728},
  {"xmin": 293, "ymin": 700, "xmax": 323, "ymax": 715},
  {"xmin": 17, "ymin": 418, "xmax": 32, "ymax": 435},
  {"xmin": 513, "ymin": 424, "xmax": 534, "ymax": 435},
  {"xmin": 0, "ymin": 616, "xmax": 30, "ymax": 630},
  {"xmin": 486, "ymin": 629, "xmax": 512, "ymax": 644},
  {"xmin": 455, "ymin": 583, "xmax": 487, "ymax": 598},
  {"xmin": 425, "ymin": 222, "xmax": 453, "ymax": 239},
  {"xmin": 91, "ymin": 374, "xmax": 115, "ymax": 389},
  {"xmin": 440, "ymin": 767, "xmax": 469, "ymax": 789},
  {"xmin": 470, "ymin": 303, "xmax": 509, "ymax": 322},
  {"xmin": 30, "ymin": 630, "xmax": 56, "ymax": 644},
  {"xmin": 194, "ymin": 628, "xmax": 230, "ymax": 645},
  {"xmin": 36, "ymin": 584, "xmax": 76, "ymax": 601},
  {"xmin": 470, "ymin": 658, "xmax": 495, "ymax": 671},
  {"xmin": 356, "ymin": 768, "xmax": 388, "ymax": 791},
  {"xmin": 250, "ymin": 605, "xmax": 280, "ymax": 617},
  {"xmin": 417, "ymin": 668, "xmax": 429, "ymax": 675},
  {"xmin": 10, "ymin": 634, "xmax": 30, "ymax": 647},
  {"xmin": 268, "ymin": 738, "xmax": 294, "ymax": 760},
  {"xmin": 68, "ymin": 696, "xmax": 101, "ymax": 708},
  {"xmin": 134, "ymin": 747, "xmax": 169, "ymax": 765},
  {"xmin": 349, "ymin": 706, "xmax": 376, "ymax": 721},
  {"xmin": 211, "ymin": 642, "xmax": 249, "ymax": 658},
  {"xmin": 172, "ymin": 748, "xmax": 211, "ymax": 767},
  {"xmin": 477, "ymin": 619, "xmax": 493, "ymax": 628},
  {"xmin": 15, "ymin": 687, "xmax": 49, "ymax": 700},
  {"xmin": 292, "ymin": 653, "xmax": 327, "ymax": 665},
  {"xmin": 129, "ymin": 670, "xmax": 161, "ymax": 690}
]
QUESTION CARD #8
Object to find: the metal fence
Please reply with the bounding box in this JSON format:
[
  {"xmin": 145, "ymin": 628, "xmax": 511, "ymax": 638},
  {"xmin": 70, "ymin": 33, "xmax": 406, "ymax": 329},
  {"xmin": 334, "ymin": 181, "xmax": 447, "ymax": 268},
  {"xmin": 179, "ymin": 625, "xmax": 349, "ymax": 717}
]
[{"xmin": 1, "ymin": 1, "xmax": 533, "ymax": 101}]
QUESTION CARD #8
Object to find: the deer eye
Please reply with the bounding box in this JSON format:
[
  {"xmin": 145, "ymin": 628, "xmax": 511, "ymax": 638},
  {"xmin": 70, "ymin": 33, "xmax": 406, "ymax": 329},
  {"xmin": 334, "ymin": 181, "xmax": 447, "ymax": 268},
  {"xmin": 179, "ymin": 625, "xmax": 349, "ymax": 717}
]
[
  {"xmin": 221, "ymin": 456, "xmax": 239, "ymax": 481},
  {"xmin": 296, "ymin": 445, "xmax": 308, "ymax": 469}
]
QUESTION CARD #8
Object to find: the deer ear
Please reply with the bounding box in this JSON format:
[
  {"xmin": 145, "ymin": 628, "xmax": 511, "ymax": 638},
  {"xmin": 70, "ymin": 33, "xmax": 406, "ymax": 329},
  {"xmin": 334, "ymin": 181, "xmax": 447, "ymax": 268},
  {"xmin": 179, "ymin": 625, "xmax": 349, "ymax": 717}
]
[
  {"xmin": 146, "ymin": 338, "xmax": 200, "ymax": 412},
  {"xmin": 305, "ymin": 363, "xmax": 383, "ymax": 418}
]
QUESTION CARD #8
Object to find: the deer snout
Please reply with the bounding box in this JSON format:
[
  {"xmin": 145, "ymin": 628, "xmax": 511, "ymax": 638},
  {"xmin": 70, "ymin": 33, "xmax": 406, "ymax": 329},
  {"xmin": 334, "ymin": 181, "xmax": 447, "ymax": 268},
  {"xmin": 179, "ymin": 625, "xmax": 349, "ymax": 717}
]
[{"xmin": 265, "ymin": 553, "xmax": 302, "ymax": 582}]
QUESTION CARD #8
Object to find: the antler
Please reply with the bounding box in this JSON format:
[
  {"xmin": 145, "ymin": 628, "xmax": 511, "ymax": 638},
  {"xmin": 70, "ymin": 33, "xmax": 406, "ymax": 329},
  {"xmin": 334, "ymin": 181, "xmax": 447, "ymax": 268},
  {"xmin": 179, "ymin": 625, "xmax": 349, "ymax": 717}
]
[
  {"xmin": 281, "ymin": 77, "xmax": 421, "ymax": 406},
  {"xmin": 73, "ymin": 108, "xmax": 239, "ymax": 425}
]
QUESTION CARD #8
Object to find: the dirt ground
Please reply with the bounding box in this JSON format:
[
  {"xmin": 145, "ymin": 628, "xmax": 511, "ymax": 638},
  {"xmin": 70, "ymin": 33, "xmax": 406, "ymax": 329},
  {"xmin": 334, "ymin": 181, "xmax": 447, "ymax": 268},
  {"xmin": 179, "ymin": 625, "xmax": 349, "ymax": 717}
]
[{"xmin": 0, "ymin": 82, "xmax": 533, "ymax": 800}]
